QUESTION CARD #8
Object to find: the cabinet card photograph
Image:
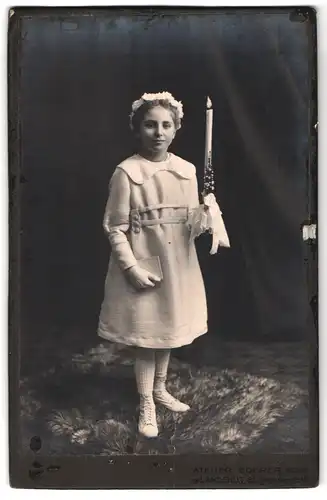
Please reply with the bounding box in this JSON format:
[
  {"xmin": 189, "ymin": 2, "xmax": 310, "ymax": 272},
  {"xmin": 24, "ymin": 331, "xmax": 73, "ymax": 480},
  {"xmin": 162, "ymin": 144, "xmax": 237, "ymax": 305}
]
[{"xmin": 8, "ymin": 6, "xmax": 318, "ymax": 489}]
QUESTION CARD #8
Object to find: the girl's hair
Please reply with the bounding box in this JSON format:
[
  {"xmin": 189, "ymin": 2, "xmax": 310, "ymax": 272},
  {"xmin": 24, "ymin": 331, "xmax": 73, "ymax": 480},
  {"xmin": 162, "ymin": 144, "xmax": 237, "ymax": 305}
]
[
  {"xmin": 130, "ymin": 100, "xmax": 181, "ymax": 133},
  {"xmin": 129, "ymin": 92, "xmax": 184, "ymax": 132}
]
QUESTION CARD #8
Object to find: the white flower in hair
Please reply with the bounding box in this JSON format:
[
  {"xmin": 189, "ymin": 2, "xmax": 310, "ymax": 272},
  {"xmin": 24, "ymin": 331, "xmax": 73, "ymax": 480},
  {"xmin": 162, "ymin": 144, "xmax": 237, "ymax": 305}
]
[
  {"xmin": 130, "ymin": 91, "xmax": 184, "ymax": 130},
  {"xmin": 131, "ymin": 99, "xmax": 145, "ymax": 112}
]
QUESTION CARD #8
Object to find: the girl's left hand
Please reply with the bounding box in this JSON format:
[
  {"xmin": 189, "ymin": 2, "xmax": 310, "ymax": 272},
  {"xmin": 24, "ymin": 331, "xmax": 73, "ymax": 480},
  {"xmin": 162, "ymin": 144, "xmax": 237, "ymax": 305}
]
[{"xmin": 125, "ymin": 265, "xmax": 161, "ymax": 290}]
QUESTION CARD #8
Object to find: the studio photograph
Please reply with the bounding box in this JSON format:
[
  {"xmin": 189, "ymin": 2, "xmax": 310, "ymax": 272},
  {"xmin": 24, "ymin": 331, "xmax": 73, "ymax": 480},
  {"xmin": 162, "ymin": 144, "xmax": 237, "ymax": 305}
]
[{"xmin": 8, "ymin": 7, "xmax": 318, "ymax": 486}]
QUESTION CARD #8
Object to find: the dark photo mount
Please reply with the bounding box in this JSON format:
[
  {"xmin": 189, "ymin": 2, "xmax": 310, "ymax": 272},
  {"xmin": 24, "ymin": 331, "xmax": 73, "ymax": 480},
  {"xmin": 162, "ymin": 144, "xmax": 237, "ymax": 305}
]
[{"xmin": 8, "ymin": 6, "xmax": 318, "ymax": 489}]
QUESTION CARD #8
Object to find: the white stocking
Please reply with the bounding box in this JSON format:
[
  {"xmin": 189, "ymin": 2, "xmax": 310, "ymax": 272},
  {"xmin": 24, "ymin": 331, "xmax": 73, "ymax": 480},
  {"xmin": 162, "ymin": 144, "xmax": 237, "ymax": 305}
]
[
  {"xmin": 134, "ymin": 348, "xmax": 156, "ymax": 397},
  {"xmin": 154, "ymin": 349, "xmax": 171, "ymax": 392}
]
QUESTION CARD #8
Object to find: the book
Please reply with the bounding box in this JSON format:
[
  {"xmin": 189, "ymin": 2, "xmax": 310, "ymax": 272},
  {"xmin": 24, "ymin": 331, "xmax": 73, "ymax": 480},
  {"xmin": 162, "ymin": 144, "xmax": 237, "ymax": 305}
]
[{"xmin": 137, "ymin": 256, "xmax": 163, "ymax": 280}]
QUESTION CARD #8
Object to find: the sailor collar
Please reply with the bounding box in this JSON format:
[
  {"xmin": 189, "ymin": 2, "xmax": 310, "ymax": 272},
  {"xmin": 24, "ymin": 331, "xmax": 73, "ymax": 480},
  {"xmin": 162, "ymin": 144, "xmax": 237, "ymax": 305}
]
[{"xmin": 117, "ymin": 153, "xmax": 195, "ymax": 185}]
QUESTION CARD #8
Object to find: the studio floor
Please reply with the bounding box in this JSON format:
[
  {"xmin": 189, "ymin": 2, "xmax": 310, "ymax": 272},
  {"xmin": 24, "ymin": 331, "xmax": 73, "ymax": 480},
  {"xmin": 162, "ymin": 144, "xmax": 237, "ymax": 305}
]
[{"xmin": 19, "ymin": 333, "xmax": 311, "ymax": 456}]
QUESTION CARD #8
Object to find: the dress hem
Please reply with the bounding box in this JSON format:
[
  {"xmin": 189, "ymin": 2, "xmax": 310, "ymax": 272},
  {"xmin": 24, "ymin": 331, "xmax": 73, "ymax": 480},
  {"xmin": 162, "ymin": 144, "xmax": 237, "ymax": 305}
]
[{"xmin": 97, "ymin": 326, "xmax": 208, "ymax": 349}]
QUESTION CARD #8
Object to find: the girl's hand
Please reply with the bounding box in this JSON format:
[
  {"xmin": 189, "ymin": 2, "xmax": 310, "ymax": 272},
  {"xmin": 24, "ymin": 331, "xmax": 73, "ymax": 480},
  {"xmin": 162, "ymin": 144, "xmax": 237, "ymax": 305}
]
[{"xmin": 125, "ymin": 265, "xmax": 161, "ymax": 290}]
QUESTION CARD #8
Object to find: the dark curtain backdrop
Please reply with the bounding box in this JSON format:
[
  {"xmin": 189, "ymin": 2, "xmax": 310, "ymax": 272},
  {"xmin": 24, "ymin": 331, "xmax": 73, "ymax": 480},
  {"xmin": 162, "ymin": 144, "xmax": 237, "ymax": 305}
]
[{"xmin": 18, "ymin": 10, "xmax": 313, "ymax": 357}]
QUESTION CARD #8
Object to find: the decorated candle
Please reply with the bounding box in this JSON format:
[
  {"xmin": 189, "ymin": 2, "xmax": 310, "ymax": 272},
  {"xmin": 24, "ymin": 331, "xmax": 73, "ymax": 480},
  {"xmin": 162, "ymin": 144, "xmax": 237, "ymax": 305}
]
[{"xmin": 204, "ymin": 96, "xmax": 215, "ymax": 194}]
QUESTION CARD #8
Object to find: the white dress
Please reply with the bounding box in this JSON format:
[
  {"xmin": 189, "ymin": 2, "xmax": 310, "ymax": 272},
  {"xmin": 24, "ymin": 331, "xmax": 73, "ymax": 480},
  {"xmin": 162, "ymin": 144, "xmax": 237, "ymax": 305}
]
[{"xmin": 97, "ymin": 152, "xmax": 208, "ymax": 349}]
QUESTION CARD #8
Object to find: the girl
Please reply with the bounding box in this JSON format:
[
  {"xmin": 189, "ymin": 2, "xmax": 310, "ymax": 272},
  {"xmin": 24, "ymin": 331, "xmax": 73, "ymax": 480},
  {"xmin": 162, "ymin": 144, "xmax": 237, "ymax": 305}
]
[{"xmin": 98, "ymin": 92, "xmax": 209, "ymax": 438}]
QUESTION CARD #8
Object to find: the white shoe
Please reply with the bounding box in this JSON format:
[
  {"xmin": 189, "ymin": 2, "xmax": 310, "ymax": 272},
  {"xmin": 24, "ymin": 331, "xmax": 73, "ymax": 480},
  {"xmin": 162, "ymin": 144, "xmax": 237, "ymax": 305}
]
[
  {"xmin": 154, "ymin": 390, "xmax": 190, "ymax": 412},
  {"xmin": 138, "ymin": 396, "xmax": 158, "ymax": 438}
]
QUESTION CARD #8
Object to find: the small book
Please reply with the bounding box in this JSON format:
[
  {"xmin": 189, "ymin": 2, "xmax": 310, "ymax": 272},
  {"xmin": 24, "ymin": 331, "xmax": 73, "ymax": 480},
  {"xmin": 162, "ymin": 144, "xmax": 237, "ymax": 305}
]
[{"xmin": 137, "ymin": 256, "xmax": 163, "ymax": 280}]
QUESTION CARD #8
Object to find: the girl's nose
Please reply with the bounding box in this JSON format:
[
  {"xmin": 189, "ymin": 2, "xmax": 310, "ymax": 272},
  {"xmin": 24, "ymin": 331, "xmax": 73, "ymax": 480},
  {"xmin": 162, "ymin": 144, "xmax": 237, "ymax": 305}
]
[{"xmin": 155, "ymin": 125, "xmax": 164, "ymax": 137}]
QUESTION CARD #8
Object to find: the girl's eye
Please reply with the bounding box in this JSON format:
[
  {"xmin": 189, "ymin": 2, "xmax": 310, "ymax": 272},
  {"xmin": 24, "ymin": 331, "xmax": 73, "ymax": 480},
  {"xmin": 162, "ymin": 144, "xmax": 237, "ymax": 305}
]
[{"xmin": 143, "ymin": 121, "xmax": 173, "ymax": 127}]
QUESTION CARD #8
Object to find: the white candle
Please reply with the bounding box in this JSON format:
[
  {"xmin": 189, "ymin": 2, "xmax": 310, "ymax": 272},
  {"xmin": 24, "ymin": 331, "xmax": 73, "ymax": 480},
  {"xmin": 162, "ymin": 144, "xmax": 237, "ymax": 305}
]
[
  {"xmin": 205, "ymin": 96, "xmax": 213, "ymax": 169},
  {"xmin": 203, "ymin": 96, "xmax": 214, "ymax": 195}
]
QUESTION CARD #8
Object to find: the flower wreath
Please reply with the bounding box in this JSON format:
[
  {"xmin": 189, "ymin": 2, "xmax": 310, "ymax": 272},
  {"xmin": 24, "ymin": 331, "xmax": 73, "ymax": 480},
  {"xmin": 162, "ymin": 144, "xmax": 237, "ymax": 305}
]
[{"xmin": 129, "ymin": 92, "xmax": 184, "ymax": 130}]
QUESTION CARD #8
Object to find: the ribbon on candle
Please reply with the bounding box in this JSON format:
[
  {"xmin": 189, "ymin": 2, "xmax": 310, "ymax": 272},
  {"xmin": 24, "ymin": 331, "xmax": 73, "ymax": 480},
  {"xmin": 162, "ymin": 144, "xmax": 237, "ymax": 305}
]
[
  {"xmin": 203, "ymin": 193, "xmax": 230, "ymax": 254},
  {"xmin": 188, "ymin": 194, "xmax": 230, "ymax": 254},
  {"xmin": 188, "ymin": 96, "xmax": 230, "ymax": 254}
]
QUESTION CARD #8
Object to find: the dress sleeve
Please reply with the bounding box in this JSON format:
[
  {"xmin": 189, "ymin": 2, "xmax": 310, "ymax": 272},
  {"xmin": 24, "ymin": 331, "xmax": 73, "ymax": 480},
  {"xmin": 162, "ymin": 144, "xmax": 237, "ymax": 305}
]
[{"xmin": 103, "ymin": 168, "xmax": 137, "ymax": 271}]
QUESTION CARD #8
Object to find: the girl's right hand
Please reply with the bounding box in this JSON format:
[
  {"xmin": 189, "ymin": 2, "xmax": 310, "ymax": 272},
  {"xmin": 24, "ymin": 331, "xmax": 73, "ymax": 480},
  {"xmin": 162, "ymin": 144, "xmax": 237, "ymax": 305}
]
[{"xmin": 125, "ymin": 265, "xmax": 161, "ymax": 290}]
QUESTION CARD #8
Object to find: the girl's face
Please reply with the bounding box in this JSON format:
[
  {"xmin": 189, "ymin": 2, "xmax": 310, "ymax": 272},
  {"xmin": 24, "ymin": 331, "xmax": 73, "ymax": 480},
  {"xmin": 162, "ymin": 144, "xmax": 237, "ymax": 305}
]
[{"xmin": 138, "ymin": 106, "xmax": 176, "ymax": 156}]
